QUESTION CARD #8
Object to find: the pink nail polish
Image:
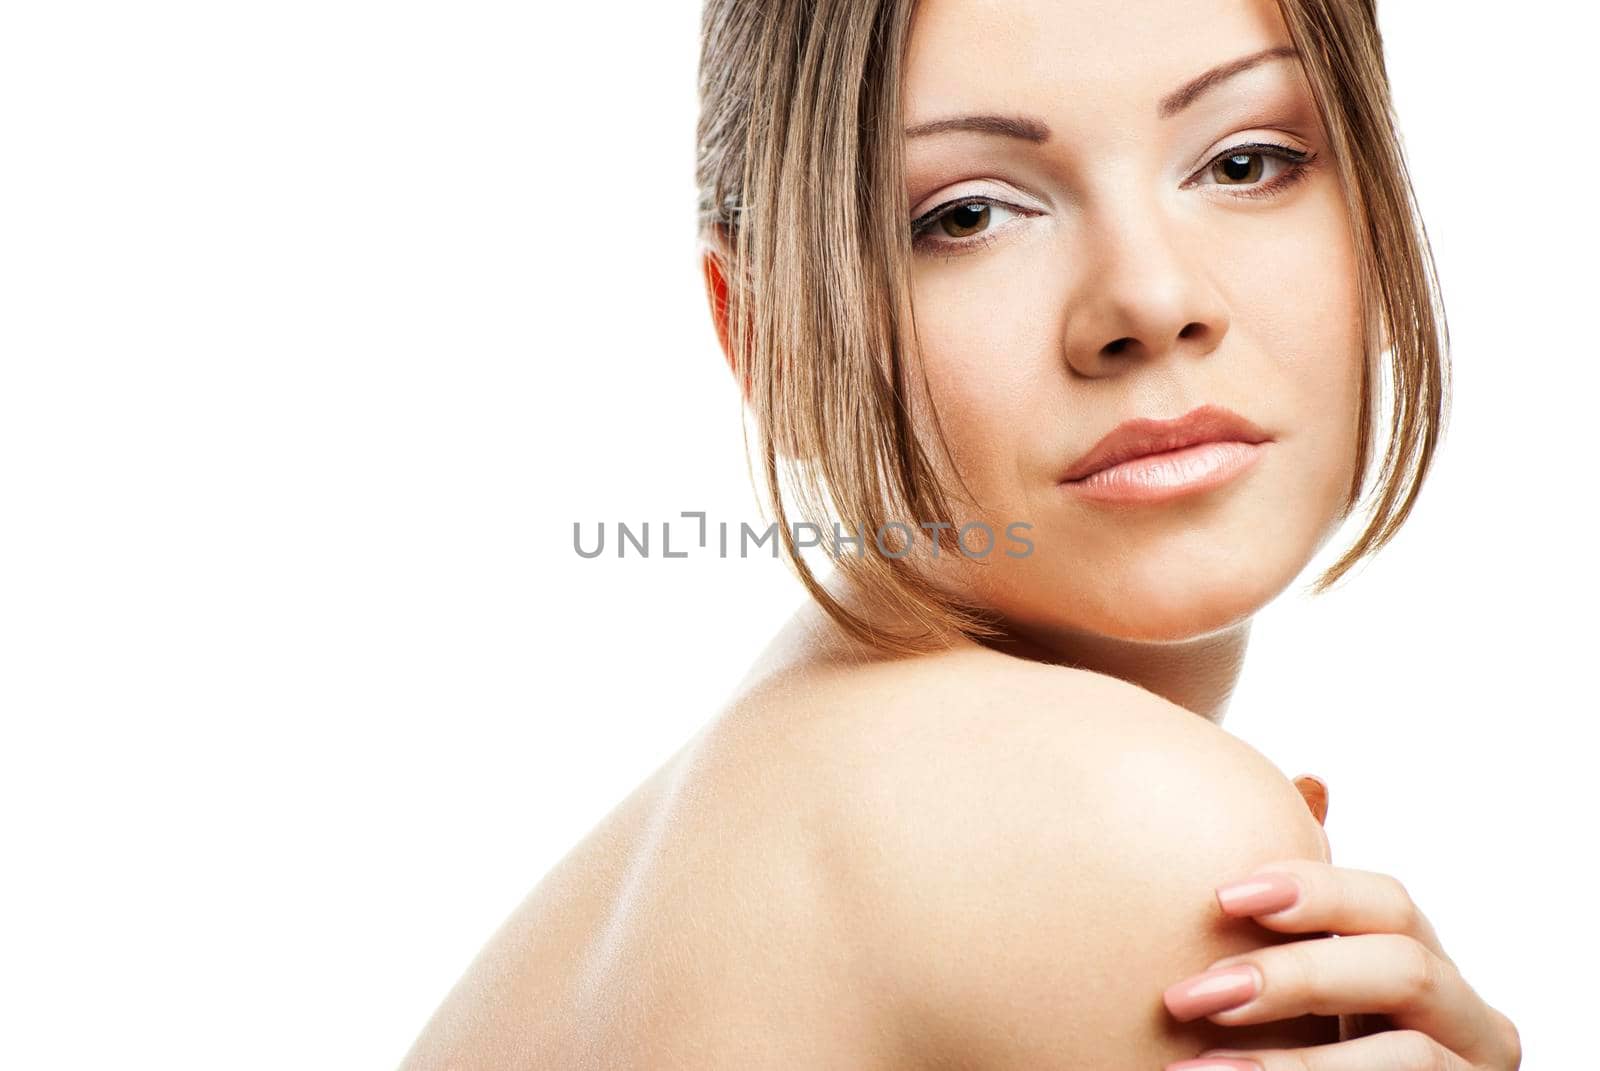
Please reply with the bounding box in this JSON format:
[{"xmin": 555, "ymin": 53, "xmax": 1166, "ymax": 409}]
[
  {"xmin": 1215, "ymin": 872, "xmax": 1300, "ymax": 915},
  {"xmin": 1162, "ymin": 964, "xmax": 1260, "ymax": 1021},
  {"xmin": 1165, "ymin": 1060, "xmax": 1260, "ymax": 1071}
]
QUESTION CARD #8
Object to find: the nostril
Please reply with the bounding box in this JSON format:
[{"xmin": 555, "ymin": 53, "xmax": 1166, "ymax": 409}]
[
  {"xmin": 1103, "ymin": 337, "xmax": 1133, "ymax": 356},
  {"xmin": 1178, "ymin": 322, "xmax": 1205, "ymax": 339}
]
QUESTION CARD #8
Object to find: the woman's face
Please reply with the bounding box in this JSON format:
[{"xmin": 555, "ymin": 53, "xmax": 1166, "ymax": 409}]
[{"xmin": 900, "ymin": 0, "xmax": 1365, "ymax": 643}]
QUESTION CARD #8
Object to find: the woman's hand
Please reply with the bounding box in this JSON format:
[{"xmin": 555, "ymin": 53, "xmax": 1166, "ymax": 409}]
[{"xmin": 1159, "ymin": 775, "xmax": 1522, "ymax": 1070}]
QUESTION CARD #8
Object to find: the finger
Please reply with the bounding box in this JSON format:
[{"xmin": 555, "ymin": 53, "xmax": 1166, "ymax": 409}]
[
  {"xmin": 1212, "ymin": 859, "xmax": 1449, "ymax": 963},
  {"xmin": 1292, "ymin": 773, "xmax": 1328, "ymax": 825},
  {"xmin": 1170, "ymin": 1027, "xmax": 1476, "ymax": 1071},
  {"xmin": 1176, "ymin": 932, "xmax": 1500, "ymax": 1063}
]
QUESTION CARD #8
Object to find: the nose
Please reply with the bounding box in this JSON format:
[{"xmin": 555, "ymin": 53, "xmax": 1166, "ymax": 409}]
[{"xmin": 1062, "ymin": 208, "xmax": 1231, "ymax": 378}]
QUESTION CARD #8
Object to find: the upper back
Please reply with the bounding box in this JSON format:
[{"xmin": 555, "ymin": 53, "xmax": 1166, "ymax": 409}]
[{"xmin": 399, "ymin": 643, "xmax": 1335, "ymax": 1069}]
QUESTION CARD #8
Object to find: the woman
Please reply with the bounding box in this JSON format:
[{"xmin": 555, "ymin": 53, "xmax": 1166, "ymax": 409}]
[{"xmin": 401, "ymin": 0, "xmax": 1522, "ymax": 1067}]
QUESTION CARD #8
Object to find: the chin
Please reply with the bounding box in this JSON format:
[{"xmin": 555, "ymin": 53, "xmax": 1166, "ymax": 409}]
[
  {"xmin": 1086, "ymin": 574, "xmax": 1276, "ymax": 643},
  {"xmin": 958, "ymin": 501, "xmax": 1332, "ymax": 645},
  {"xmin": 1124, "ymin": 542, "xmax": 1310, "ymax": 637},
  {"xmin": 996, "ymin": 554, "xmax": 1299, "ymax": 646}
]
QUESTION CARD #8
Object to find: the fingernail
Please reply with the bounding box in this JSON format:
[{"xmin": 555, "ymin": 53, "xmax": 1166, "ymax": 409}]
[
  {"xmin": 1165, "ymin": 1059, "xmax": 1260, "ymax": 1071},
  {"xmin": 1216, "ymin": 871, "xmax": 1300, "ymax": 915},
  {"xmin": 1162, "ymin": 964, "xmax": 1260, "ymax": 1021}
]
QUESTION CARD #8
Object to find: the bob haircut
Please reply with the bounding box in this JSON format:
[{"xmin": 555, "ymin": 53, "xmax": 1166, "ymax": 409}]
[{"xmin": 695, "ymin": 0, "xmax": 1450, "ymax": 656}]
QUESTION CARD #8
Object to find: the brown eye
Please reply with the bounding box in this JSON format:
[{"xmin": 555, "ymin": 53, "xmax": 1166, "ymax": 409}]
[
  {"xmin": 910, "ymin": 197, "xmax": 1029, "ymax": 254},
  {"xmin": 1211, "ymin": 152, "xmax": 1266, "ymax": 185},
  {"xmin": 939, "ymin": 203, "xmax": 991, "ymax": 238}
]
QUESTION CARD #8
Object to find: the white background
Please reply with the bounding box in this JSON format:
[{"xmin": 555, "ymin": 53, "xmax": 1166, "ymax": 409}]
[{"xmin": 2, "ymin": 3, "xmax": 1592, "ymax": 1067}]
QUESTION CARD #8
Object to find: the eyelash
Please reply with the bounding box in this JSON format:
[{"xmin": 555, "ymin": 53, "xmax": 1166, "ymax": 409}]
[{"xmin": 909, "ymin": 141, "xmax": 1319, "ymax": 257}]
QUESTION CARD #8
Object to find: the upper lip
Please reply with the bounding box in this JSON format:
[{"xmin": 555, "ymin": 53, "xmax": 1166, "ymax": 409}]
[{"xmin": 1060, "ymin": 404, "xmax": 1271, "ymax": 482}]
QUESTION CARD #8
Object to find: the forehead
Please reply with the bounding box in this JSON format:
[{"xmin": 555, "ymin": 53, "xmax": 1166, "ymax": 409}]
[{"xmin": 903, "ymin": 0, "xmax": 1295, "ymax": 125}]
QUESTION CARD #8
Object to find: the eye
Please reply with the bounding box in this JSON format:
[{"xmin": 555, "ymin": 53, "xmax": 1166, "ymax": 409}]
[
  {"xmin": 910, "ymin": 197, "xmax": 1029, "ymax": 255},
  {"xmin": 1190, "ymin": 141, "xmax": 1318, "ymax": 200},
  {"xmin": 1215, "ymin": 153, "xmax": 1270, "ymax": 183}
]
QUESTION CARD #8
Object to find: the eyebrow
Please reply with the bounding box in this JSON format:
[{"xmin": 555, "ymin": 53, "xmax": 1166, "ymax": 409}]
[
  {"xmin": 902, "ymin": 113, "xmax": 1051, "ymax": 143},
  {"xmin": 903, "ymin": 45, "xmax": 1302, "ymax": 142},
  {"xmin": 1157, "ymin": 44, "xmax": 1299, "ymax": 118}
]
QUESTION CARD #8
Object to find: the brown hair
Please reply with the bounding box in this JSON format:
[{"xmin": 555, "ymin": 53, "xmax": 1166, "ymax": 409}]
[{"xmin": 695, "ymin": 0, "xmax": 1450, "ymax": 655}]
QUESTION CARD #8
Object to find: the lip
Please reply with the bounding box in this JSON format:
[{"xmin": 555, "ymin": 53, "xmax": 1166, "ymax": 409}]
[{"xmin": 1059, "ymin": 403, "xmax": 1273, "ymax": 504}]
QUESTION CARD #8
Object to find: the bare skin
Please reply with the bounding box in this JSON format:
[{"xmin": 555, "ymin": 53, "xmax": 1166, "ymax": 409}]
[
  {"xmin": 400, "ymin": 0, "xmax": 1517, "ymax": 1065},
  {"xmin": 398, "ymin": 587, "xmax": 1339, "ymax": 1070}
]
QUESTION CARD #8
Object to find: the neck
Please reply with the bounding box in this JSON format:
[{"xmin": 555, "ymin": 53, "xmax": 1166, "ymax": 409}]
[
  {"xmin": 969, "ymin": 616, "xmax": 1253, "ymax": 726},
  {"xmin": 811, "ymin": 566, "xmax": 1253, "ymax": 726}
]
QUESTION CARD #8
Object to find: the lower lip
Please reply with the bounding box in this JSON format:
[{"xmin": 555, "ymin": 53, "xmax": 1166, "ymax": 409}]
[{"xmin": 1061, "ymin": 440, "xmax": 1269, "ymax": 505}]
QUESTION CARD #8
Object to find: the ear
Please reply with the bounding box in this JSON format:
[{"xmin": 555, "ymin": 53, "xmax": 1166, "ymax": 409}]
[
  {"xmin": 701, "ymin": 228, "xmax": 753, "ymax": 402},
  {"xmin": 700, "ymin": 227, "xmax": 808, "ymax": 461}
]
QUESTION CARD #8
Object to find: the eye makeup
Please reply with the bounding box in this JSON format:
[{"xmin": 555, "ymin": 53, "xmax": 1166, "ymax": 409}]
[{"xmin": 909, "ymin": 140, "xmax": 1319, "ymax": 256}]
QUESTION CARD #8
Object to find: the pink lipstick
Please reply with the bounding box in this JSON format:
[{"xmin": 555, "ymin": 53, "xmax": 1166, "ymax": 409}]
[{"xmin": 1060, "ymin": 404, "xmax": 1271, "ymax": 506}]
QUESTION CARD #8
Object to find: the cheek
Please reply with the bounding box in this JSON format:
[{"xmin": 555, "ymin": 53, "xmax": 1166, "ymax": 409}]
[
  {"xmin": 1221, "ymin": 177, "xmax": 1361, "ymax": 358},
  {"xmin": 903, "ymin": 273, "xmax": 1054, "ymax": 498},
  {"xmin": 1223, "ymin": 185, "xmax": 1366, "ymax": 504}
]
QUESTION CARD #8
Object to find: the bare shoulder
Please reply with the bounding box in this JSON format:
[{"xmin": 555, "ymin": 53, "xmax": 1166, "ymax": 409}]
[
  {"xmin": 752, "ymin": 649, "xmax": 1339, "ymax": 1070},
  {"xmin": 398, "ymin": 648, "xmax": 1331, "ymax": 1071}
]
